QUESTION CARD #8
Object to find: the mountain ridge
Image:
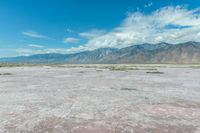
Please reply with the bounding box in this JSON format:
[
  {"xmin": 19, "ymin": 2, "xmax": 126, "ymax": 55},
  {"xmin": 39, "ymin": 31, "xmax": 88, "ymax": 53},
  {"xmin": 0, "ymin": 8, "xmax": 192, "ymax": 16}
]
[{"xmin": 1, "ymin": 41, "xmax": 200, "ymax": 64}]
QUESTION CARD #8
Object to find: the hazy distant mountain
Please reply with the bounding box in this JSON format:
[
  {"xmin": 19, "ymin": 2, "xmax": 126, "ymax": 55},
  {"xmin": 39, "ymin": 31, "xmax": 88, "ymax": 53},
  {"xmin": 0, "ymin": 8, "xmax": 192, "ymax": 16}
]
[{"xmin": 1, "ymin": 41, "xmax": 200, "ymax": 64}]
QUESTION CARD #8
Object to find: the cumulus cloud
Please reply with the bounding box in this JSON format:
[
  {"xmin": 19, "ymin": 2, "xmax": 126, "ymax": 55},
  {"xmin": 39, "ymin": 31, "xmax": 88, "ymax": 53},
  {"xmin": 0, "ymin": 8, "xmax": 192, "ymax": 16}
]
[
  {"xmin": 18, "ymin": 6, "xmax": 200, "ymax": 56},
  {"xmin": 64, "ymin": 37, "xmax": 80, "ymax": 43},
  {"xmin": 64, "ymin": 6, "xmax": 200, "ymax": 53},
  {"xmin": 22, "ymin": 31, "xmax": 49, "ymax": 39}
]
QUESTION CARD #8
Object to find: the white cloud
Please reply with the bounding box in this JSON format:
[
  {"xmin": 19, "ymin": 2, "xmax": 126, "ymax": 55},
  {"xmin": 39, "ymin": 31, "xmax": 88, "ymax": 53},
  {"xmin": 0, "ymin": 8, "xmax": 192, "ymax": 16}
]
[
  {"xmin": 17, "ymin": 6, "xmax": 200, "ymax": 56},
  {"xmin": 64, "ymin": 37, "xmax": 80, "ymax": 43},
  {"xmin": 64, "ymin": 6, "xmax": 200, "ymax": 53},
  {"xmin": 22, "ymin": 31, "xmax": 49, "ymax": 39},
  {"xmin": 28, "ymin": 44, "xmax": 44, "ymax": 48},
  {"xmin": 144, "ymin": 2, "xmax": 153, "ymax": 8},
  {"xmin": 79, "ymin": 29, "xmax": 106, "ymax": 39}
]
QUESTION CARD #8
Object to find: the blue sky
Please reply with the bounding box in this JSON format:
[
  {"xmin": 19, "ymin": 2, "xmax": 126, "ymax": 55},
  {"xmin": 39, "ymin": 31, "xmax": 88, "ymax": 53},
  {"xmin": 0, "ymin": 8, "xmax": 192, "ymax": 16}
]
[{"xmin": 0, "ymin": 0, "xmax": 200, "ymax": 57}]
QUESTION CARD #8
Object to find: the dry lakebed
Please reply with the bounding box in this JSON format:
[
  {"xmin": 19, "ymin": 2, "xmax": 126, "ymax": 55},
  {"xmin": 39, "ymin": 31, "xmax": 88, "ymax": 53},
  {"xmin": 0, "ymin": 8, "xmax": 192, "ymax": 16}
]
[{"xmin": 0, "ymin": 64, "xmax": 200, "ymax": 133}]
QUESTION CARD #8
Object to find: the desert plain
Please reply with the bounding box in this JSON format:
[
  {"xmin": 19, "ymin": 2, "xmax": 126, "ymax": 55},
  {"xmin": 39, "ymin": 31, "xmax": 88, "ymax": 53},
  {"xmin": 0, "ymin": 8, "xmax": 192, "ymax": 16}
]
[{"xmin": 0, "ymin": 64, "xmax": 200, "ymax": 133}]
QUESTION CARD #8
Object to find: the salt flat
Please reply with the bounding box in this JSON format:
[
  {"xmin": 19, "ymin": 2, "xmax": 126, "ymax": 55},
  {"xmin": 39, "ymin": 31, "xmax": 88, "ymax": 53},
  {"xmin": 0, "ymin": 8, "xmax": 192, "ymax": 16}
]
[{"xmin": 0, "ymin": 65, "xmax": 200, "ymax": 133}]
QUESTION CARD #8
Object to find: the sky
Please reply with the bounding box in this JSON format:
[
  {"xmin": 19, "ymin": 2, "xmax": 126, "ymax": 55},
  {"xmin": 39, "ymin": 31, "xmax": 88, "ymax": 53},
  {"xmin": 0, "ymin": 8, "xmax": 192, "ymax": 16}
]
[{"xmin": 0, "ymin": 0, "xmax": 200, "ymax": 57}]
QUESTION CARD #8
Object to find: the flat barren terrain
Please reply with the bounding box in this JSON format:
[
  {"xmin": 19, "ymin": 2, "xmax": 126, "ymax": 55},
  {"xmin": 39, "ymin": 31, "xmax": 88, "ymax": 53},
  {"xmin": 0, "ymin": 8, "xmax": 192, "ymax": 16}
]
[{"xmin": 0, "ymin": 65, "xmax": 200, "ymax": 133}]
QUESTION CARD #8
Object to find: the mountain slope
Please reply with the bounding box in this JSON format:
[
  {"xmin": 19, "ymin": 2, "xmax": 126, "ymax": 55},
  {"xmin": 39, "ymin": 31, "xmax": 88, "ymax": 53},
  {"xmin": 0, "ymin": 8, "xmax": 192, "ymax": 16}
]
[{"xmin": 1, "ymin": 42, "xmax": 200, "ymax": 64}]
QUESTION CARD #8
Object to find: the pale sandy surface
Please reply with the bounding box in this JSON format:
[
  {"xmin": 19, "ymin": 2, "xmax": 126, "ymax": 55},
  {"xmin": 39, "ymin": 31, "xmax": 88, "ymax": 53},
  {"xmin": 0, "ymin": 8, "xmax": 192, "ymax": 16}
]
[{"xmin": 0, "ymin": 66, "xmax": 200, "ymax": 133}]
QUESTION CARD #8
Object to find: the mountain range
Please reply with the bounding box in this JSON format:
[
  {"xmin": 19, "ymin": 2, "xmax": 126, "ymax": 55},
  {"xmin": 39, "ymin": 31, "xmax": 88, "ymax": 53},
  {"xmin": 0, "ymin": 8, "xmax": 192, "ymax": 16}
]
[{"xmin": 1, "ymin": 41, "xmax": 200, "ymax": 64}]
